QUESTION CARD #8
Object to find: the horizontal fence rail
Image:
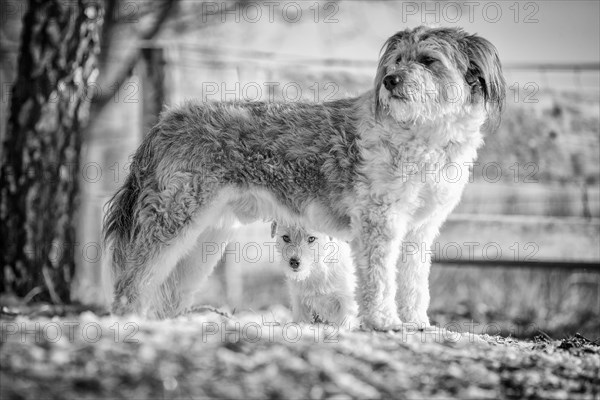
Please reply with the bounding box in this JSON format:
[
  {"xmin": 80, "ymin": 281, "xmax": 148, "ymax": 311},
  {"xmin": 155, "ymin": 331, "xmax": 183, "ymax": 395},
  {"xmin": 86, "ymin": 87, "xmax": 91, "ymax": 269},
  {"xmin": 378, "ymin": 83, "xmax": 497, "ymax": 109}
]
[{"xmin": 434, "ymin": 214, "xmax": 600, "ymax": 270}]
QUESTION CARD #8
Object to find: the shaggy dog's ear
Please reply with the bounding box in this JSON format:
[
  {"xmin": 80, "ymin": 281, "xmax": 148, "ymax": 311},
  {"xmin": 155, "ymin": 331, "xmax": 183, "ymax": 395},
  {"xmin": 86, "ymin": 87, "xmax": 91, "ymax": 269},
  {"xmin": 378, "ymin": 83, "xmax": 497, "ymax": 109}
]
[
  {"xmin": 461, "ymin": 33, "xmax": 506, "ymax": 132},
  {"xmin": 270, "ymin": 221, "xmax": 278, "ymax": 238}
]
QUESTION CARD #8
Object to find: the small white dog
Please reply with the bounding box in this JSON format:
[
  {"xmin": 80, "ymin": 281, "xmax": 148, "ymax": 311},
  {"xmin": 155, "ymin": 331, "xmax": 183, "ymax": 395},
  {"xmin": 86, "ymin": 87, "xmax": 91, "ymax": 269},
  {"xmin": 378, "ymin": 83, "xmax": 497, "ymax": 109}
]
[{"xmin": 272, "ymin": 222, "xmax": 358, "ymax": 327}]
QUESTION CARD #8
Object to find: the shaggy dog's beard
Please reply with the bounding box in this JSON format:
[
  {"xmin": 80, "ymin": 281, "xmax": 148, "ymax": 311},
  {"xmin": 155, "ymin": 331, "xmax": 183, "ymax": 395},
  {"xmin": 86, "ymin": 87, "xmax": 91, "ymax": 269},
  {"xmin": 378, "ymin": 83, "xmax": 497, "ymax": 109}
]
[
  {"xmin": 375, "ymin": 55, "xmax": 474, "ymax": 127},
  {"xmin": 378, "ymin": 78, "xmax": 468, "ymax": 126}
]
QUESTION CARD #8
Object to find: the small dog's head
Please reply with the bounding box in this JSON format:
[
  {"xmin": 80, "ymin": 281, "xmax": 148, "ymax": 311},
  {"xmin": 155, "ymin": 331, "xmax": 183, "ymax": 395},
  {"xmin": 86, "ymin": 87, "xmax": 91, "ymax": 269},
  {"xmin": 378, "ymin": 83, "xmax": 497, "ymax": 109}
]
[
  {"xmin": 375, "ymin": 26, "xmax": 505, "ymax": 130},
  {"xmin": 272, "ymin": 222, "xmax": 328, "ymax": 282}
]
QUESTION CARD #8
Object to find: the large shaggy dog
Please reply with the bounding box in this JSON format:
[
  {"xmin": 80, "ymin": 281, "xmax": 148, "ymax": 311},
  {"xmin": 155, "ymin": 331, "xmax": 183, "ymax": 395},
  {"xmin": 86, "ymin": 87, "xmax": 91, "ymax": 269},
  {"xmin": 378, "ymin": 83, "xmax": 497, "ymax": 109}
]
[{"xmin": 103, "ymin": 26, "xmax": 504, "ymax": 329}]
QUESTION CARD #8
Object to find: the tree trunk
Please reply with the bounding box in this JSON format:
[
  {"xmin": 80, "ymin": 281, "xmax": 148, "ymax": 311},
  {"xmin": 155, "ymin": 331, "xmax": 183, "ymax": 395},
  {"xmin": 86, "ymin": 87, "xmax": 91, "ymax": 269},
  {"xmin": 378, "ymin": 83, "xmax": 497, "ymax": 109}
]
[{"xmin": 0, "ymin": 0, "xmax": 103, "ymax": 303}]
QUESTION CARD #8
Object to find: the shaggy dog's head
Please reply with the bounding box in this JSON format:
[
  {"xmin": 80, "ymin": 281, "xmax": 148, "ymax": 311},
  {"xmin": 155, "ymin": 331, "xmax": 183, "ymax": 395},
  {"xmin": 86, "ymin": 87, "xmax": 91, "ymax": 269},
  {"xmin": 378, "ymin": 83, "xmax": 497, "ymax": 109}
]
[{"xmin": 375, "ymin": 26, "xmax": 505, "ymax": 131}]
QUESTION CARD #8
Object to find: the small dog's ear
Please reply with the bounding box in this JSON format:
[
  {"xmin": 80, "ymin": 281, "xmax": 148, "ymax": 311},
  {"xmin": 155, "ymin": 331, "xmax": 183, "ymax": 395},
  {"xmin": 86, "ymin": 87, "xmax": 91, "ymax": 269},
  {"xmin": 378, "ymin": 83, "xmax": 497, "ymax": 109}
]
[
  {"xmin": 461, "ymin": 33, "xmax": 506, "ymax": 132},
  {"xmin": 328, "ymin": 236, "xmax": 333, "ymax": 242},
  {"xmin": 270, "ymin": 221, "xmax": 278, "ymax": 238}
]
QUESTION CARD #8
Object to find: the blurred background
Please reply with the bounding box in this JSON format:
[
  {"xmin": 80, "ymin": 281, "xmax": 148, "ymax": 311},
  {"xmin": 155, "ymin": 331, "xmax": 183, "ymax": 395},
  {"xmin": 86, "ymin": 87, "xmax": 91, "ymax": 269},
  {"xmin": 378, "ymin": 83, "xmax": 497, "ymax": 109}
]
[{"xmin": 1, "ymin": 0, "xmax": 598, "ymax": 338}]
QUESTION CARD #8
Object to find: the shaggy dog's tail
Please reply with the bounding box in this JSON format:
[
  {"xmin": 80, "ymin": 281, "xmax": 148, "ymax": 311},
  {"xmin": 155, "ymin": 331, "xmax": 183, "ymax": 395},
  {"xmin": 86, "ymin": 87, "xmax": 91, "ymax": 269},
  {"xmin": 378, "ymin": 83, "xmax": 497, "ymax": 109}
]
[{"xmin": 101, "ymin": 163, "xmax": 142, "ymax": 303}]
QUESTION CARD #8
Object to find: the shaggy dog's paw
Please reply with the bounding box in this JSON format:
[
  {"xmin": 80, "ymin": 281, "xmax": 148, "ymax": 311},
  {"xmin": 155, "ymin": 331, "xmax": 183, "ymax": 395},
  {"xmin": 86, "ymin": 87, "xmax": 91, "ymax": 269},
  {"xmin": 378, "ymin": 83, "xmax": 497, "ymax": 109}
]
[
  {"xmin": 397, "ymin": 308, "xmax": 430, "ymax": 327},
  {"xmin": 359, "ymin": 311, "xmax": 403, "ymax": 331},
  {"xmin": 337, "ymin": 316, "xmax": 361, "ymax": 331},
  {"xmin": 111, "ymin": 296, "xmax": 138, "ymax": 317},
  {"xmin": 395, "ymin": 324, "xmax": 487, "ymax": 345}
]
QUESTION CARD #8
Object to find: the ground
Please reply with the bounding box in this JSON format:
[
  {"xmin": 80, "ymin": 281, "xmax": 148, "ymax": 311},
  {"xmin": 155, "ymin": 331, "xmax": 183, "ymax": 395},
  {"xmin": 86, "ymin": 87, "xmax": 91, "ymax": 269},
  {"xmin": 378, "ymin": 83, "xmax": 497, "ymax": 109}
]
[{"xmin": 1, "ymin": 304, "xmax": 598, "ymax": 399}]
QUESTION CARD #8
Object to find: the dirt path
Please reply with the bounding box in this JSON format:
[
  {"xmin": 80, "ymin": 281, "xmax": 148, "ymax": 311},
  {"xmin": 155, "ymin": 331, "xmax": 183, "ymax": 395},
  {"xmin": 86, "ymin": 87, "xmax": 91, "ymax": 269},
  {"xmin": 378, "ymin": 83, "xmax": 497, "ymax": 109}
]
[{"xmin": 1, "ymin": 306, "xmax": 598, "ymax": 399}]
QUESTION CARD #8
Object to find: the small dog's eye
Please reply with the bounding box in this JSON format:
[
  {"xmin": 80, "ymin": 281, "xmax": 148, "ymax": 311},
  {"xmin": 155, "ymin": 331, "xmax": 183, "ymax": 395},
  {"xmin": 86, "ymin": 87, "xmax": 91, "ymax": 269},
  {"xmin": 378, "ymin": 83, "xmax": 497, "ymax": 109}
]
[
  {"xmin": 282, "ymin": 235, "xmax": 290, "ymax": 243},
  {"xmin": 307, "ymin": 236, "xmax": 316, "ymax": 243}
]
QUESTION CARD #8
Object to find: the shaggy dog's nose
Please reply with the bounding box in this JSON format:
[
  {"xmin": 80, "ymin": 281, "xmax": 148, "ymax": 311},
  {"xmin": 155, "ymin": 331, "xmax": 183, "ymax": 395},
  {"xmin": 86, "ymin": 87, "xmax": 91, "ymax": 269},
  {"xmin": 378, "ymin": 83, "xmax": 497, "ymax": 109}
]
[
  {"xmin": 289, "ymin": 258, "xmax": 300, "ymax": 270},
  {"xmin": 383, "ymin": 74, "xmax": 402, "ymax": 91}
]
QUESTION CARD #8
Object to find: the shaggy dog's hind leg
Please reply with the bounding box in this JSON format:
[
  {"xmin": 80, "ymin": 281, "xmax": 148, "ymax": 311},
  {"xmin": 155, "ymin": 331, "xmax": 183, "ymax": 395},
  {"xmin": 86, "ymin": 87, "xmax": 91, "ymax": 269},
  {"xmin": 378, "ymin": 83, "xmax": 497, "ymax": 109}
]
[
  {"xmin": 112, "ymin": 221, "xmax": 205, "ymax": 317},
  {"xmin": 159, "ymin": 227, "xmax": 234, "ymax": 317},
  {"xmin": 110, "ymin": 172, "xmax": 210, "ymax": 317}
]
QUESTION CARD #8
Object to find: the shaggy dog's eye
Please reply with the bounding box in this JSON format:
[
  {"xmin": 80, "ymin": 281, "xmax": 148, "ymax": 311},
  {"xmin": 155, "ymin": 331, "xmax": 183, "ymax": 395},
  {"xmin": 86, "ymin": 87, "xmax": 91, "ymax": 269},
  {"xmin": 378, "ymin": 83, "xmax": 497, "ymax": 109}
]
[
  {"xmin": 420, "ymin": 56, "xmax": 437, "ymax": 66},
  {"xmin": 282, "ymin": 235, "xmax": 291, "ymax": 243},
  {"xmin": 307, "ymin": 236, "xmax": 316, "ymax": 243}
]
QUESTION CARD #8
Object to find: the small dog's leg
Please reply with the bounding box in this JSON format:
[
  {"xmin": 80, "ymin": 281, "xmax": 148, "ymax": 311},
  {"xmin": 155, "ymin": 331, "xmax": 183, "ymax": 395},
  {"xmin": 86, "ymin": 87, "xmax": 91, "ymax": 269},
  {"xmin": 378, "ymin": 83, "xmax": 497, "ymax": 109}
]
[
  {"xmin": 342, "ymin": 296, "xmax": 360, "ymax": 329},
  {"xmin": 290, "ymin": 291, "xmax": 302, "ymax": 322},
  {"xmin": 330, "ymin": 296, "xmax": 359, "ymax": 329},
  {"xmin": 299, "ymin": 304, "xmax": 314, "ymax": 324},
  {"xmin": 290, "ymin": 292, "xmax": 313, "ymax": 323},
  {"xmin": 352, "ymin": 213, "xmax": 406, "ymax": 330},
  {"xmin": 396, "ymin": 224, "xmax": 439, "ymax": 327}
]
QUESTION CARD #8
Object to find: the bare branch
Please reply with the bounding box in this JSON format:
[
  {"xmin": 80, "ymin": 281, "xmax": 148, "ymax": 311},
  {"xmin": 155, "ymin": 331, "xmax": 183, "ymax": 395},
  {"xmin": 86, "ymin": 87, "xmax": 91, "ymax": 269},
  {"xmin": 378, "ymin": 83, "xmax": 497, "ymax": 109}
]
[{"xmin": 92, "ymin": 0, "xmax": 177, "ymax": 109}]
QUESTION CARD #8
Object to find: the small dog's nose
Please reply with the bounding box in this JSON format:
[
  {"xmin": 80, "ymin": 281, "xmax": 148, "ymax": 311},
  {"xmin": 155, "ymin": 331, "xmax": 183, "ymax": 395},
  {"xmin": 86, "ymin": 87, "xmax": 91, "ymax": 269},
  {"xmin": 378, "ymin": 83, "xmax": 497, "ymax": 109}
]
[
  {"xmin": 289, "ymin": 258, "xmax": 300, "ymax": 270},
  {"xmin": 383, "ymin": 74, "xmax": 401, "ymax": 91}
]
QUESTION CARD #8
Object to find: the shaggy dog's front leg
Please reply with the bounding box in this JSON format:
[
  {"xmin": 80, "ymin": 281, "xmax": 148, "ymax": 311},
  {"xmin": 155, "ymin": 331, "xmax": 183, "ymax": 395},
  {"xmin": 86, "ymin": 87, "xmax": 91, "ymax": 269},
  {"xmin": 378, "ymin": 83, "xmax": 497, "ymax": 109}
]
[
  {"xmin": 352, "ymin": 211, "xmax": 406, "ymax": 330},
  {"xmin": 396, "ymin": 225, "xmax": 437, "ymax": 327}
]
